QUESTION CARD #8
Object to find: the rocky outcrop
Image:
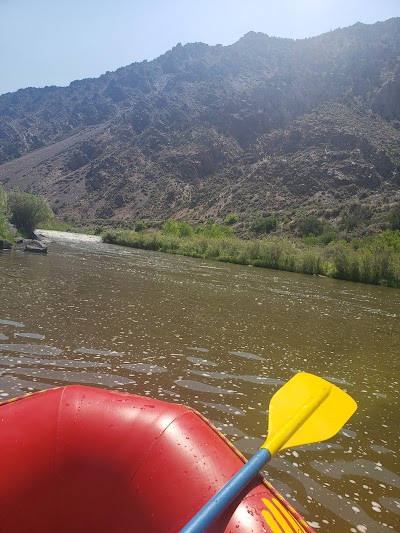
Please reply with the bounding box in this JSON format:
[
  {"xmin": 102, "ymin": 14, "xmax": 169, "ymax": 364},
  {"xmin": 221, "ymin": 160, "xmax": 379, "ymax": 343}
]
[
  {"xmin": 372, "ymin": 79, "xmax": 400, "ymax": 121},
  {"xmin": 0, "ymin": 18, "xmax": 399, "ymax": 231}
]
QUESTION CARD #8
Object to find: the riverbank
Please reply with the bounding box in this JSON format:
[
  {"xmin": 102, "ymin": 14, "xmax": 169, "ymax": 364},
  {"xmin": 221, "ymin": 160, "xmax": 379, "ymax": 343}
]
[{"xmin": 102, "ymin": 228, "xmax": 400, "ymax": 288}]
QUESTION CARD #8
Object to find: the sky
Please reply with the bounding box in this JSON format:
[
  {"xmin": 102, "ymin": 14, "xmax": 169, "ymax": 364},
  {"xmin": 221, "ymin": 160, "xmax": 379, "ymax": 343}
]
[{"xmin": 1, "ymin": 0, "xmax": 399, "ymax": 95}]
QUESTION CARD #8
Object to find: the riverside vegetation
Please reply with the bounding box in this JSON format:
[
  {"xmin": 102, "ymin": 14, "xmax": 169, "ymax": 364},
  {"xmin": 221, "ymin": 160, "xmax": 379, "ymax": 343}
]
[
  {"xmin": 0, "ymin": 187, "xmax": 54, "ymax": 240},
  {"xmin": 1, "ymin": 185, "xmax": 399, "ymax": 287},
  {"xmin": 102, "ymin": 219, "xmax": 400, "ymax": 288}
]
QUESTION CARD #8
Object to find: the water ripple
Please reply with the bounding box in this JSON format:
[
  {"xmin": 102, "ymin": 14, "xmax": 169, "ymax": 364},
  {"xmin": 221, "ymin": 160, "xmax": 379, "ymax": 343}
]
[
  {"xmin": 175, "ymin": 379, "xmax": 235, "ymax": 394},
  {"xmin": 0, "ymin": 344, "xmax": 63, "ymax": 356},
  {"xmin": 186, "ymin": 356, "xmax": 218, "ymax": 366},
  {"xmin": 3, "ymin": 367, "xmax": 134, "ymax": 387},
  {"xmin": 122, "ymin": 363, "xmax": 167, "ymax": 373},
  {"xmin": 74, "ymin": 347, "xmax": 124, "ymax": 356},
  {"xmin": 310, "ymin": 459, "xmax": 400, "ymax": 488},
  {"xmin": 189, "ymin": 369, "xmax": 284, "ymax": 385},
  {"xmin": 196, "ymin": 401, "xmax": 246, "ymax": 416},
  {"xmin": 229, "ymin": 351, "xmax": 265, "ymax": 361},
  {"xmin": 15, "ymin": 332, "xmax": 46, "ymax": 340},
  {"xmin": 0, "ymin": 319, "xmax": 25, "ymax": 328}
]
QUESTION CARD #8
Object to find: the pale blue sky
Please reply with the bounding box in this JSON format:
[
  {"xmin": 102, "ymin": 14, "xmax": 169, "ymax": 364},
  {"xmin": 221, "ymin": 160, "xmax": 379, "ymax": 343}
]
[{"xmin": 1, "ymin": 0, "xmax": 399, "ymax": 95}]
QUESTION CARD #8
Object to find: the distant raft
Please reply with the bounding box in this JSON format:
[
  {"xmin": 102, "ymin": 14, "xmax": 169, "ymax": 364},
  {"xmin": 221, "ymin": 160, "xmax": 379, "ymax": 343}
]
[{"xmin": 0, "ymin": 385, "xmax": 315, "ymax": 532}]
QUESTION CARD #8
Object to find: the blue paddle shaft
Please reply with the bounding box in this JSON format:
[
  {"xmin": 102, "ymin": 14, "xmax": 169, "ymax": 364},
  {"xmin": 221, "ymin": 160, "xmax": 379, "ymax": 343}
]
[{"xmin": 180, "ymin": 447, "xmax": 271, "ymax": 533}]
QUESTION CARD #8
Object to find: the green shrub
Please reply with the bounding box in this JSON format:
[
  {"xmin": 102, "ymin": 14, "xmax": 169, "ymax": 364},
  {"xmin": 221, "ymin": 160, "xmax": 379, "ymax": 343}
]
[
  {"xmin": 223, "ymin": 213, "xmax": 239, "ymax": 226},
  {"xmin": 372, "ymin": 230, "xmax": 400, "ymax": 252},
  {"xmin": 162, "ymin": 220, "xmax": 193, "ymax": 237},
  {"xmin": 341, "ymin": 203, "xmax": 372, "ymax": 232},
  {"xmin": 389, "ymin": 204, "xmax": 400, "ymax": 231},
  {"xmin": 196, "ymin": 223, "xmax": 234, "ymax": 238},
  {"xmin": 330, "ymin": 242, "xmax": 354, "ymax": 280},
  {"xmin": 250, "ymin": 214, "xmax": 277, "ymax": 234},
  {"xmin": 135, "ymin": 221, "xmax": 147, "ymax": 232},
  {"xmin": 319, "ymin": 229, "xmax": 338, "ymax": 244},
  {"xmin": 7, "ymin": 189, "xmax": 54, "ymax": 236},
  {"xmin": 300, "ymin": 250, "xmax": 323, "ymax": 275},
  {"xmin": 0, "ymin": 187, "xmax": 10, "ymax": 239},
  {"xmin": 297, "ymin": 216, "xmax": 324, "ymax": 237}
]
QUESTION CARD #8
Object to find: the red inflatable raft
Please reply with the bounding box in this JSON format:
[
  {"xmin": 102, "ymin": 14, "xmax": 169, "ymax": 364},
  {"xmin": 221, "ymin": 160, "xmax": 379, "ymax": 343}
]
[{"xmin": 0, "ymin": 385, "xmax": 314, "ymax": 532}]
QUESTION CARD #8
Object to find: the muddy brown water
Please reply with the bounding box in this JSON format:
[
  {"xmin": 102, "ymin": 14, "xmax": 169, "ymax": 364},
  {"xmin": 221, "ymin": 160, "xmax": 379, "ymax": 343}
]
[{"xmin": 0, "ymin": 230, "xmax": 399, "ymax": 532}]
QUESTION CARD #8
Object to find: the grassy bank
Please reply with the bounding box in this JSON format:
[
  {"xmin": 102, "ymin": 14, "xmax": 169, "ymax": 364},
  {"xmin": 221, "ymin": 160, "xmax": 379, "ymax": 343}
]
[{"xmin": 103, "ymin": 227, "xmax": 400, "ymax": 288}]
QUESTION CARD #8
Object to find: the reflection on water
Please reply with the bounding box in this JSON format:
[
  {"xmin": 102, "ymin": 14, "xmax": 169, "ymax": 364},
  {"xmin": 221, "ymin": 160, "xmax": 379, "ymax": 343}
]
[
  {"xmin": 189, "ymin": 369, "xmax": 284, "ymax": 385},
  {"xmin": 0, "ymin": 229, "xmax": 399, "ymax": 533}
]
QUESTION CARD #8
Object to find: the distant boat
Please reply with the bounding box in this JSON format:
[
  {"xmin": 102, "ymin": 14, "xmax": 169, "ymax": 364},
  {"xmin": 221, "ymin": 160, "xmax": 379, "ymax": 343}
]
[
  {"xmin": 0, "ymin": 385, "xmax": 314, "ymax": 532},
  {"xmin": 24, "ymin": 239, "xmax": 48, "ymax": 253}
]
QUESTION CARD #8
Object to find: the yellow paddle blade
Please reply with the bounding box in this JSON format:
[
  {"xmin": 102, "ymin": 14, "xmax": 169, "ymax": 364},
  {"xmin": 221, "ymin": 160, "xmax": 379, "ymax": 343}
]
[{"xmin": 263, "ymin": 372, "xmax": 357, "ymax": 456}]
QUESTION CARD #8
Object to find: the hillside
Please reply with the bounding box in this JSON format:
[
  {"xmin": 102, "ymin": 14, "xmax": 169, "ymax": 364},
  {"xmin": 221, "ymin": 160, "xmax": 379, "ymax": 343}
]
[{"xmin": 0, "ymin": 18, "xmax": 399, "ymax": 234}]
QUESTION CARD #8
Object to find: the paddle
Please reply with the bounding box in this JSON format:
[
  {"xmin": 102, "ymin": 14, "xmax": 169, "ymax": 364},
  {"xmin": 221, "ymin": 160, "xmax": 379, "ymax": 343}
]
[{"xmin": 180, "ymin": 372, "xmax": 357, "ymax": 533}]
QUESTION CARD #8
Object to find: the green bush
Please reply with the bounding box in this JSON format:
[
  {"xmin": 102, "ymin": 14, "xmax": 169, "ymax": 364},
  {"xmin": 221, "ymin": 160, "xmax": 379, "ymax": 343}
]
[
  {"xmin": 162, "ymin": 220, "xmax": 193, "ymax": 237},
  {"xmin": 223, "ymin": 213, "xmax": 239, "ymax": 226},
  {"xmin": 368, "ymin": 230, "xmax": 400, "ymax": 252},
  {"xmin": 341, "ymin": 203, "xmax": 372, "ymax": 232},
  {"xmin": 0, "ymin": 187, "xmax": 9, "ymax": 239},
  {"xmin": 319, "ymin": 229, "xmax": 338, "ymax": 245},
  {"xmin": 7, "ymin": 189, "xmax": 54, "ymax": 236},
  {"xmin": 195, "ymin": 223, "xmax": 234, "ymax": 238},
  {"xmin": 389, "ymin": 205, "xmax": 400, "ymax": 231},
  {"xmin": 300, "ymin": 250, "xmax": 323, "ymax": 275},
  {"xmin": 297, "ymin": 216, "xmax": 324, "ymax": 237},
  {"xmin": 135, "ymin": 221, "xmax": 147, "ymax": 232},
  {"xmin": 250, "ymin": 214, "xmax": 277, "ymax": 234}
]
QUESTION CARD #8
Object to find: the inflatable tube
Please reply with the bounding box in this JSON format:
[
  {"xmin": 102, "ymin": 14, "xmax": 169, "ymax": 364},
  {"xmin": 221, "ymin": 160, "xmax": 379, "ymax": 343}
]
[{"xmin": 0, "ymin": 385, "xmax": 315, "ymax": 532}]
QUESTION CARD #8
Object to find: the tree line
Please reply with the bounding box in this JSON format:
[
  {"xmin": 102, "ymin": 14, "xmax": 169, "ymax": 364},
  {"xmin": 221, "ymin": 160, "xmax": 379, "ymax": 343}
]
[{"xmin": 1, "ymin": 185, "xmax": 399, "ymax": 287}]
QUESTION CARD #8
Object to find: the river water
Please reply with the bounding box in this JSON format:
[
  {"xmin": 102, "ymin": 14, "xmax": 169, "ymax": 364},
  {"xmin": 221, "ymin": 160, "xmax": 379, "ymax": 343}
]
[{"xmin": 0, "ymin": 230, "xmax": 398, "ymax": 532}]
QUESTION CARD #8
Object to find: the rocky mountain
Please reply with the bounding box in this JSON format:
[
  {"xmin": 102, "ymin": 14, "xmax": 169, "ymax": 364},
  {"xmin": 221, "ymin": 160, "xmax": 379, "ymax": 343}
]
[{"xmin": 0, "ymin": 18, "xmax": 399, "ymax": 233}]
